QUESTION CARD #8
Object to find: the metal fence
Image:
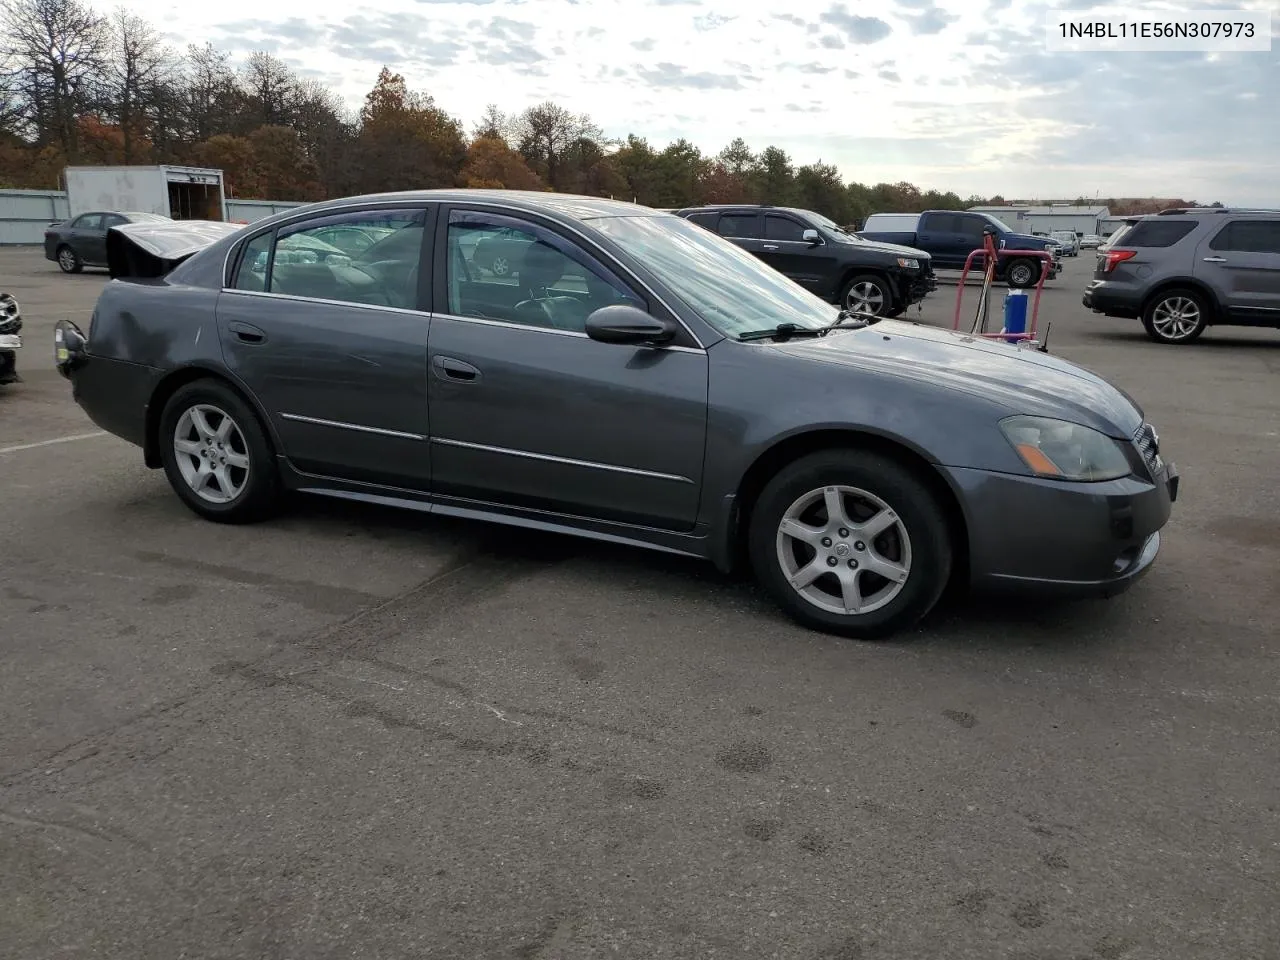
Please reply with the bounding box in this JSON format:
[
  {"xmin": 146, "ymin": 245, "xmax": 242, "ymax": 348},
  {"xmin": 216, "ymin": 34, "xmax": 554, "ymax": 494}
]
[{"xmin": 0, "ymin": 189, "xmax": 306, "ymax": 244}]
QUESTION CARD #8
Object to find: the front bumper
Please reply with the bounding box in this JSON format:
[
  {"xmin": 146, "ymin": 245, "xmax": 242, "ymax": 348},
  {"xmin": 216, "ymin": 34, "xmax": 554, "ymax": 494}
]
[{"xmin": 941, "ymin": 459, "xmax": 1179, "ymax": 600}]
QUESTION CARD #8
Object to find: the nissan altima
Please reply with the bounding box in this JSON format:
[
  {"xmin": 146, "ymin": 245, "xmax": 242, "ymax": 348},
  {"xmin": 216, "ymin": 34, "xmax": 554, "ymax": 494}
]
[{"xmin": 53, "ymin": 191, "xmax": 1179, "ymax": 639}]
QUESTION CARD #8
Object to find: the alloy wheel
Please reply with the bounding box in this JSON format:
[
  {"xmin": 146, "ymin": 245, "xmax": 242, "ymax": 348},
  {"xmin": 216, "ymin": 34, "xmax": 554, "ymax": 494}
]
[
  {"xmin": 775, "ymin": 484, "xmax": 912, "ymax": 616},
  {"xmin": 173, "ymin": 404, "xmax": 251, "ymax": 504},
  {"xmin": 1150, "ymin": 296, "xmax": 1202, "ymax": 341},
  {"xmin": 845, "ymin": 281, "xmax": 885, "ymax": 315},
  {"xmin": 492, "ymin": 256, "xmax": 510, "ymax": 276},
  {"xmin": 58, "ymin": 248, "xmax": 77, "ymax": 272}
]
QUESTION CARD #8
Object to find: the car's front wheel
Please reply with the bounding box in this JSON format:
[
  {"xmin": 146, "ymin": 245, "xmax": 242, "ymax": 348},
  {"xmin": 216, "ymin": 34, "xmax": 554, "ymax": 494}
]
[
  {"xmin": 1142, "ymin": 288, "xmax": 1208, "ymax": 344},
  {"xmin": 748, "ymin": 449, "xmax": 952, "ymax": 640},
  {"xmin": 159, "ymin": 379, "xmax": 282, "ymax": 523},
  {"xmin": 56, "ymin": 245, "xmax": 83, "ymax": 274},
  {"xmin": 840, "ymin": 274, "xmax": 891, "ymax": 317},
  {"xmin": 1005, "ymin": 258, "xmax": 1038, "ymax": 288}
]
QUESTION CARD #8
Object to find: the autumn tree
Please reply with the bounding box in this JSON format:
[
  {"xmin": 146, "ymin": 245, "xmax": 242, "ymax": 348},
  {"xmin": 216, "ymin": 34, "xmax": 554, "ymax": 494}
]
[
  {"xmin": 191, "ymin": 133, "xmax": 260, "ymax": 197},
  {"xmin": 356, "ymin": 67, "xmax": 465, "ymax": 193},
  {"xmin": 247, "ymin": 124, "xmax": 322, "ymax": 201},
  {"xmin": 180, "ymin": 43, "xmax": 242, "ymax": 144},
  {"xmin": 460, "ymin": 135, "xmax": 544, "ymax": 190}
]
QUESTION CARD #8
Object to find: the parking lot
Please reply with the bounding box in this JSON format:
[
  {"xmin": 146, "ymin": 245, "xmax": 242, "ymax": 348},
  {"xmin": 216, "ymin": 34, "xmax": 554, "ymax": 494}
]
[{"xmin": 2, "ymin": 245, "xmax": 1278, "ymax": 959}]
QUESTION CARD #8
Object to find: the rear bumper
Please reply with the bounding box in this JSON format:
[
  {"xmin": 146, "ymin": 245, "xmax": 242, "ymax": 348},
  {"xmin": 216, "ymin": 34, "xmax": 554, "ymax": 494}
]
[
  {"xmin": 941, "ymin": 460, "xmax": 1179, "ymax": 600},
  {"xmin": 1083, "ymin": 281, "xmax": 1143, "ymax": 318},
  {"xmin": 67, "ymin": 353, "xmax": 158, "ymax": 449}
]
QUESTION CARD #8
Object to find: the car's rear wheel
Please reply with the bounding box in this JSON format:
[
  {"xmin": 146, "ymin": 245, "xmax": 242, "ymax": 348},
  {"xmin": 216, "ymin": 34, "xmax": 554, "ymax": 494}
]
[
  {"xmin": 56, "ymin": 245, "xmax": 83, "ymax": 274},
  {"xmin": 1005, "ymin": 258, "xmax": 1038, "ymax": 288},
  {"xmin": 491, "ymin": 255, "xmax": 511, "ymax": 277},
  {"xmin": 159, "ymin": 379, "xmax": 282, "ymax": 523},
  {"xmin": 840, "ymin": 275, "xmax": 891, "ymax": 317},
  {"xmin": 1142, "ymin": 288, "xmax": 1208, "ymax": 344},
  {"xmin": 748, "ymin": 449, "xmax": 952, "ymax": 640}
]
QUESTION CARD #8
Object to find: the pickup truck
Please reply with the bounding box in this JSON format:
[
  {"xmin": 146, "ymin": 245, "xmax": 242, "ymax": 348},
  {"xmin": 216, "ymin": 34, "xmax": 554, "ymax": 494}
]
[{"xmin": 857, "ymin": 210, "xmax": 1061, "ymax": 287}]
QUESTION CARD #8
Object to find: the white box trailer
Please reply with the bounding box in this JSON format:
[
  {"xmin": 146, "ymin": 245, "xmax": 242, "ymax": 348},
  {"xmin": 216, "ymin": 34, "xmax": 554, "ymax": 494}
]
[{"xmin": 63, "ymin": 165, "xmax": 228, "ymax": 222}]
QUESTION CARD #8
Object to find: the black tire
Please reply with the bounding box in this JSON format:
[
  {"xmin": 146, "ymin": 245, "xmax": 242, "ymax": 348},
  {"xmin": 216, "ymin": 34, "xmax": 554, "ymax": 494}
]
[
  {"xmin": 748, "ymin": 449, "xmax": 952, "ymax": 640},
  {"xmin": 56, "ymin": 245, "xmax": 83, "ymax": 274},
  {"xmin": 883, "ymin": 303, "xmax": 906, "ymax": 319},
  {"xmin": 1141, "ymin": 287, "xmax": 1209, "ymax": 344},
  {"xmin": 839, "ymin": 274, "xmax": 892, "ymax": 317},
  {"xmin": 1004, "ymin": 258, "xmax": 1038, "ymax": 288},
  {"xmin": 158, "ymin": 378, "xmax": 282, "ymax": 523}
]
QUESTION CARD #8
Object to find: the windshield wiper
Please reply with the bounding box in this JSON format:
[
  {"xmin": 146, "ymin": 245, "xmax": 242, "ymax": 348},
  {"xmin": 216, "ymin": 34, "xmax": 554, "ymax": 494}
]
[
  {"xmin": 737, "ymin": 322, "xmax": 824, "ymax": 342},
  {"xmin": 821, "ymin": 308, "xmax": 880, "ymax": 335}
]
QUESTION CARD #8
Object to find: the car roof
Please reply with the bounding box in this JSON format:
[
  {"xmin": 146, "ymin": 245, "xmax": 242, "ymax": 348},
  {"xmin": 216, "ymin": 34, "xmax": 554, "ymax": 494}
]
[{"xmin": 290, "ymin": 189, "xmax": 664, "ymax": 223}]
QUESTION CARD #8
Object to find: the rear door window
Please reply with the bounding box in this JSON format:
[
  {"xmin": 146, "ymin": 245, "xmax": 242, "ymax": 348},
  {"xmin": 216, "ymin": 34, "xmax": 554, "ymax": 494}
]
[
  {"xmin": 718, "ymin": 214, "xmax": 763, "ymax": 239},
  {"xmin": 1208, "ymin": 220, "xmax": 1280, "ymax": 254},
  {"xmin": 685, "ymin": 212, "xmax": 719, "ymax": 230},
  {"xmin": 1114, "ymin": 219, "xmax": 1198, "ymax": 247}
]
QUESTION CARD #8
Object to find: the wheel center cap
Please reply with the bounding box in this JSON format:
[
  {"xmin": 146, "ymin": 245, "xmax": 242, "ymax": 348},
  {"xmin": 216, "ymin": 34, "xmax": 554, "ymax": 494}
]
[{"xmin": 834, "ymin": 542, "xmax": 851, "ymax": 558}]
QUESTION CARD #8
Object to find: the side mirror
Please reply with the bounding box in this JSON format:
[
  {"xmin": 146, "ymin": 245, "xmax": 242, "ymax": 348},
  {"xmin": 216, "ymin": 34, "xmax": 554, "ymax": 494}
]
[
  {"xmin": 54, "ymin": 318, "xmax": 87, "ymax": 378},
  {"xmin": 802, "ymin": 228, "xmax": 821, "ymax": 245},
  {"xmin": 585, "ymin": 304, "xmax": 677, "ymax": 346}
]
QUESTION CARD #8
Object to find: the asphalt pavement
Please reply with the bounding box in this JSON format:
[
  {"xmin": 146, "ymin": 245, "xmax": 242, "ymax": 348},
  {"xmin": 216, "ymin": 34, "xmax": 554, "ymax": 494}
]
[{"xmin": 2, "ymin": 246, "xmax": 1278, "ymax": 960}]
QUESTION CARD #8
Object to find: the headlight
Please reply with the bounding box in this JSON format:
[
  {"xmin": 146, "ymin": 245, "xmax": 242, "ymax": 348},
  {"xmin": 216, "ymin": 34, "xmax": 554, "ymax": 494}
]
[
  {"xmin": 1000, "ymin": 416, "xmax": 1132, "ymax": 482},
  {"xmin": 897, "ymin": 257, "xmax": 920, "ymax": 269}
]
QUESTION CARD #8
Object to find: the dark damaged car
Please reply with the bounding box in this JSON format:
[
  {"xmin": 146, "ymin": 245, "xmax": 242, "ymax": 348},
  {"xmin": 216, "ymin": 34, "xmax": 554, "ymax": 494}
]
[{"xmin": 53, "ymin": 191, "xmax": 1179, "ymax": 640}]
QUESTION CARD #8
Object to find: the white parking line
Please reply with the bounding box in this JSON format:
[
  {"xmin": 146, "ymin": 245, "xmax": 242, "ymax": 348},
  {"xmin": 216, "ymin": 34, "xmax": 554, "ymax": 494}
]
[{"xmin": 0, "ymin": 431, "xmax": 108, "ymax": 455}]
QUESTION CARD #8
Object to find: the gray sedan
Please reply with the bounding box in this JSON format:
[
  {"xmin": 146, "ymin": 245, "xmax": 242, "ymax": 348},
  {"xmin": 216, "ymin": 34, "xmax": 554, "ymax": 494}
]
[{"xmin": 53, "ymin": 190, "xmax": 1179, "ymax": 639}]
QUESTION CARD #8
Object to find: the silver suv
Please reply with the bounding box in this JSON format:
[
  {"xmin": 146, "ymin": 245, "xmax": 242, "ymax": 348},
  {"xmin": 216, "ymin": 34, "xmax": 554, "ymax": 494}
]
[{"xmin": 1082, "ymin": 208, "xmax": 1280, "ymax": 344}]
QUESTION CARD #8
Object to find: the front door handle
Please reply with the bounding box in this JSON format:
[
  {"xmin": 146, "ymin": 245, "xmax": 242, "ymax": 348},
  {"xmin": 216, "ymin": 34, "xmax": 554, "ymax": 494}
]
[
  {"xmin": 1202, "ymin": 256, "xmax": 1227, "ymax": 263},
  {"xmin": 228, "ymin": 321, "xmax": 266, "ymax": 344},
  {"xmin": 432, "ymin": 355, "xmax": 481, "ymax": 383},
  {"xmin": 762, "ymin": 244, "xmax": 779, "ymax": 251}
]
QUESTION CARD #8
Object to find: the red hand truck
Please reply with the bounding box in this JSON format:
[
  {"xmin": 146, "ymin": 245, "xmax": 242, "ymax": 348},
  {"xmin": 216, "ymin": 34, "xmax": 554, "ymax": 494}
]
[{"xmin": 951, "ymin": 228, "xmax": 1053, "ymax": 349}]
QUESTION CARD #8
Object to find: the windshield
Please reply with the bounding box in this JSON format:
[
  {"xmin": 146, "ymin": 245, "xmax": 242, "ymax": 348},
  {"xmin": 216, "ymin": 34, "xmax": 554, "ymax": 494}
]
[
  {"xmin": 589, "ymin": 214, "xmax": 837, "ymax": 337},
  {"xmin": 807, "ymin": 212, "xmax": 862, "ymax": 243}
]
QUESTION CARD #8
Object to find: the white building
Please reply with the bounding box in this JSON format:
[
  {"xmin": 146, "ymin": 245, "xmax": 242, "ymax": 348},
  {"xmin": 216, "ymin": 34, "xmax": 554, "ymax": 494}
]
[{"xmin": 969, "ymin": 203, "xmax": 1112, "ymax": 237}]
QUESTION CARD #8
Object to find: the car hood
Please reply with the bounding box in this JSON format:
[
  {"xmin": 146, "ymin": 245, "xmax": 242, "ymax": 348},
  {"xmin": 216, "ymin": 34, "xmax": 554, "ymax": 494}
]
[
  {"xmin": 1002, "ymin": 232, "xmax": 1052, "ymax": 248},
  {"xmin": 106, "ymin": 220, "xmax": 245, "ymax": 279},
  {"xmin": 842, "ymin": 236, "xmax": 931, "ymax": 260},
  {"xmin": 773, "ymin": 319, "xmax": 1145, "ymax": 438}
]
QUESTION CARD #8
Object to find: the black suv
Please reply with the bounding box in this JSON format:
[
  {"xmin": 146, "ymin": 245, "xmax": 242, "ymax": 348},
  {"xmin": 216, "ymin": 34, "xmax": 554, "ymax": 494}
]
[
  {"xmin": 674, "ymin": 204, "xmax": 936, "ymax": 318},
  {"xmin": 1083, "ymin": 207, "xmax": 1280, "ymax": 344}
]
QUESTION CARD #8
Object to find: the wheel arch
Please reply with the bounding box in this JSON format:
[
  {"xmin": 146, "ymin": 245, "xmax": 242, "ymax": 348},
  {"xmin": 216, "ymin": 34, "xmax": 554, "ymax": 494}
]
[
  {"xmin": 726, "ymin": 428, "xmax": 970, "ymax": 588},
  {"xmin": 144, "ymin": 364, "xmax": 279, "ymax": 468},
  {"xmin": 1140, "ymin": 278, "xmax": 1222, "ymax": 324}
]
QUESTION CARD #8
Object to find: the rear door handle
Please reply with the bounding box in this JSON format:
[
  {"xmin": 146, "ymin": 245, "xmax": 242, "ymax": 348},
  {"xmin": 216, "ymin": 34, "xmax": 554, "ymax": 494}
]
[
  {"xmin": 228, "ymin": 321, "xmax": 266, "ymax": 344},
  {"xmin": 762, "ymin": 244, "xmax": 779, "ymax": 251},
  {"xmin": 432, "ymin": 355, "xmax": 481, "ymax": 382},
  {"xmin": 1202, "ymin": 256, "xmax": 1227, "ymax": 263}
]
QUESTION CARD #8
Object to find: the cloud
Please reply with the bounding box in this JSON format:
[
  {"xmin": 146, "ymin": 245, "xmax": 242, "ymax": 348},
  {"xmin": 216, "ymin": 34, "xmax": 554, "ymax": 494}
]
[
  {"xmin": 773, "ymin": 13, "xmax": 807, "ymax": 27},
  {"xmin": 818, "ymin": 3, "xmax": 893, "ymax": 44},
  {"xmin": 631, "ymin": 38, "xmax": 657, "ymax": 51},
  {"xmin": 636, "ymin": 62, "xmax": 753, "ymax": 90},
  {"xmin": 797, "ymin": 62, "xmax": 837, "ymax": 74},
  {"xmin": 879, "ymin": 69, "xmax": 902, "ymax": 82},
  {"xmin": 694, "ymin": 12, "xmax": 735, "ymax": 30},
  {"xmin": 819, "ymin": 34, "xmax": 845, "ymax": 49},
  {"xmin": 894, "ymin": 0, "xmax": 960, "ymax": 35}
]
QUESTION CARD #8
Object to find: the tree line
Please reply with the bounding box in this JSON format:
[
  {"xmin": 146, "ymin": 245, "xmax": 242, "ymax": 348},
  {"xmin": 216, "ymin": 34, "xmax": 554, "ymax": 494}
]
[{"xmin": 1, "ymin": 0, "xmax": 1209, "ymax": 224}]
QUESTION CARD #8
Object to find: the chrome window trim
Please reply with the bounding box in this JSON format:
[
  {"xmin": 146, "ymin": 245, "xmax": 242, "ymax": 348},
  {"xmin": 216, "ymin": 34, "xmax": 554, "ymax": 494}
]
[
  {"xmin": 431, "ymin": 436, "xmax": 695, "ymax": 484},
  {"xmin": 221, "ymin": 288, "xmax": 430, "ymax": 319},
  {"xmin": 430, "ymin": 311, "xmax": 705, "ymax": 354},
  {"xmin": 280, "ymin": 412, "xmax": 425, "ymax": 441}
]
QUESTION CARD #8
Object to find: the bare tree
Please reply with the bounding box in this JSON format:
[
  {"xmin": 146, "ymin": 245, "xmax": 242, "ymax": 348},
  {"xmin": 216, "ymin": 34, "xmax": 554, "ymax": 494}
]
[
  {"xmin": 514, "ymin": 101, "xmax": 601, "ymax": 191},
  {"xmin": 239, "ymin": 50, "xmax": 295, "ymax": 130},
  {"xmin": 473, "ymin": 103, "xmax": 509, "ymax": 143},
  {"xmin": 0, "ymin": 0, "xmax": 108, "ymax": 154},
  {"xmin": 181, "ymin": 43, "xmax": 240, "ymax": 142},
  {"xmin": 107, "ymin": 6, "xmax": 175, "ymax": 161}
]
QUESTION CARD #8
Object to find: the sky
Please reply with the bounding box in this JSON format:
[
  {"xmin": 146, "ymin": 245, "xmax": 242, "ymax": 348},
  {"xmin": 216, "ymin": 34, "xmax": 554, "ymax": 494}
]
[{"xmin": 109, "ymin": 0, "xmax": 1279, "ymax": 204}]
